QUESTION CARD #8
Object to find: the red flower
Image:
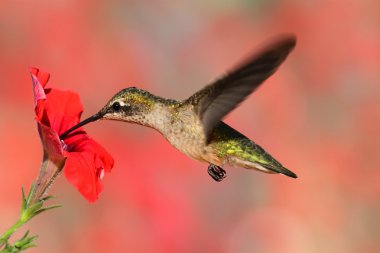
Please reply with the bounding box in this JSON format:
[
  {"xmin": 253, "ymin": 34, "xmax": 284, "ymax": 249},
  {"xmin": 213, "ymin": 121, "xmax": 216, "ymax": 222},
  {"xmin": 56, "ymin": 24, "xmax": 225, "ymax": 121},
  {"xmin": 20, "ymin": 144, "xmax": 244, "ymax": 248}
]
[{"xmin": 31, "ymin": 68, "xmax": 114, "ymax": 202}]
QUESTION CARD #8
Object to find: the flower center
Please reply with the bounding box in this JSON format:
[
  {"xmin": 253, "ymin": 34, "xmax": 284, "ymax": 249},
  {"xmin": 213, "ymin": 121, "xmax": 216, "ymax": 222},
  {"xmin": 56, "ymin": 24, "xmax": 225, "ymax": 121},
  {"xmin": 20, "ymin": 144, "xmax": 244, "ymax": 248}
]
[{"xmin": 60, "ymin": 140, "xmax": 68, "ymax": 151}]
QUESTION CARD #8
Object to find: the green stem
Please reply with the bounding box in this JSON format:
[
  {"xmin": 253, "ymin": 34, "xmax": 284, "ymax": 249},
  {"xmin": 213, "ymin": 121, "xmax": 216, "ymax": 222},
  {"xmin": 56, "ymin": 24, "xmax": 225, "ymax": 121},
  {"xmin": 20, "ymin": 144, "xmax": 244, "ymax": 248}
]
[{"xmin": 0, "ymin": 219, "xmax": 25, "ymax": 246}]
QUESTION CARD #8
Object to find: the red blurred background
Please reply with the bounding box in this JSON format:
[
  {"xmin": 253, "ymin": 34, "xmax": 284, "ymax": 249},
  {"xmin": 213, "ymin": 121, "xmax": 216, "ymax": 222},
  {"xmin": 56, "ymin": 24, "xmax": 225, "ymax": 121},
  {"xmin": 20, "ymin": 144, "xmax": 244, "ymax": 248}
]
[{"xmin": 1, "ymin": 1, "xmax": 380, "ymax": 252}]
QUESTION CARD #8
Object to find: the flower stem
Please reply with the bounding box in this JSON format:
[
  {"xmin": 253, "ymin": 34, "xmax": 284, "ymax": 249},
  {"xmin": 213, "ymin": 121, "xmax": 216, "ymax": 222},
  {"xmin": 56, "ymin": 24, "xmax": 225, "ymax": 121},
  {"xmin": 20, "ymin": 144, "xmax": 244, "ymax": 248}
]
[
  {"xmin": 0, "ymin": 184, "xmax": 60, "ymax": 251},
  {"xmin": 0, "ymin": 219, "xmax": 25, "ymax": 246}
]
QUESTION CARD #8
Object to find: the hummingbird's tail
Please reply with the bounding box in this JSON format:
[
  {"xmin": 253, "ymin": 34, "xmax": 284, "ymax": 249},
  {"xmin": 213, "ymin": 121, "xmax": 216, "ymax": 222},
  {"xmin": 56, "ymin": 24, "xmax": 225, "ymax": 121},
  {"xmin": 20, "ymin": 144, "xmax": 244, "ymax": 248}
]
[
  {"xmin": 211, "ymin": 122, "xmax": 297, "ymax": 178},
  {"xmin": 231, "ymin": 156, "xmax": 298, "ymax": 178}
]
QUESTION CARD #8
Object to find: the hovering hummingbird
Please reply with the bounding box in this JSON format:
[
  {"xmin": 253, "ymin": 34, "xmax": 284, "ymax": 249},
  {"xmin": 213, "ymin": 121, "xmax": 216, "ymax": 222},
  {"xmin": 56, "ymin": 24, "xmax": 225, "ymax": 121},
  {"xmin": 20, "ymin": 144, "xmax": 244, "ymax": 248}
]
[{"xmin": 61, "ymin": 35, "xmax": 297, "ymax": 181}]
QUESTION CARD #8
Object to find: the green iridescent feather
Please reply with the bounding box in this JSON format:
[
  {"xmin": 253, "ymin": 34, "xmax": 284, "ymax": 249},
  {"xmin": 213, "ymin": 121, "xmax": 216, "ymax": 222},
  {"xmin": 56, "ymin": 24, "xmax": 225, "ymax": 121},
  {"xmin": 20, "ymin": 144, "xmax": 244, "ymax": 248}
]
[{"xmin": 210, "ymin": 123, "xmax": 297, "ymax": 178}]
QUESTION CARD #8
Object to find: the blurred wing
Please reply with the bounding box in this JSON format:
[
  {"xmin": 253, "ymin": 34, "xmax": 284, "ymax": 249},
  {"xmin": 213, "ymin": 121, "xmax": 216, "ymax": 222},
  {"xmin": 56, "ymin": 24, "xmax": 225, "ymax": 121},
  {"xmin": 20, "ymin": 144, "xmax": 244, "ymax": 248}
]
[{"xmin": 185, "ymin": 35, "xmax": 296, "ymax": 141}]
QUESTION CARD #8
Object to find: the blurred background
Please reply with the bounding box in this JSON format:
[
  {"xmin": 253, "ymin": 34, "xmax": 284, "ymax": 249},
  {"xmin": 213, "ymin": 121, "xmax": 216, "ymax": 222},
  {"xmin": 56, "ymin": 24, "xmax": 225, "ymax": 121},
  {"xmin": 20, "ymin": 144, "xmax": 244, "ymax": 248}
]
[{"xmin": 1, "ymin": 0, "xmax": 380, "ymax": 252}]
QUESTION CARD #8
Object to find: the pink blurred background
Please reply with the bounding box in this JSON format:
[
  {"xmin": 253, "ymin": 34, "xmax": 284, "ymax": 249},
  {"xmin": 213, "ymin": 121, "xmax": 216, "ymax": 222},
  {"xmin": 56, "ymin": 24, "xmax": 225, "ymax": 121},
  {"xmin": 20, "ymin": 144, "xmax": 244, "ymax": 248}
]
[{"xmin": 1, "ymin": 1, "xmax": 380, "ymax": 252}]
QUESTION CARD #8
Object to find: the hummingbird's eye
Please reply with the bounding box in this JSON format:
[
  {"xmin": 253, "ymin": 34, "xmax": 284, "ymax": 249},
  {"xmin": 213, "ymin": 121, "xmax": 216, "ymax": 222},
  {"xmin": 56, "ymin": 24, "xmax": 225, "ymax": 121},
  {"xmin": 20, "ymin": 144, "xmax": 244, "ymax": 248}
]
[{"xmin": 112, "ymin": 102, "xmax": 121, "ymax": 111}]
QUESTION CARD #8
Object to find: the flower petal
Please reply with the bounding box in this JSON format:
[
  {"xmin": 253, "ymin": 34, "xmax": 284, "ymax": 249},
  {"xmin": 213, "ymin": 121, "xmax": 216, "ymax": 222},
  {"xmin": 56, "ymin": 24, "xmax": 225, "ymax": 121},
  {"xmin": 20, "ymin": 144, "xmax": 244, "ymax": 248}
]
[
  {"xmin": 31, "ymin": 73, "xmax": 47, "ymax": 106},
  {"xmin": 36, "ymin": 89, "xmax": 84, "ymax": 135},
  {"xmin": 30, "ymin": 67, "xmax": 50, "ymax": 87},
  {"xmin": 64, "ymin": 134, "xmax": 114, "ymax": 202},
  {"xmin": 36, "ymin": 121, "xmax": 65, "ymax": 164}
]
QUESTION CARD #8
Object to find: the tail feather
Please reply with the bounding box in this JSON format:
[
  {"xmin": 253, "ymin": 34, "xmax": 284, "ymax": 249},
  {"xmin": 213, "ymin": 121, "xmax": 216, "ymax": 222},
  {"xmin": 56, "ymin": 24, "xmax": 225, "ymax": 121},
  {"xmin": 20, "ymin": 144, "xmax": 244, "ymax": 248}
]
[
  {"xmin": 232, "ymin": 157, "xmax": 298, "ymax": 178},
  {"xmin": 211, "ymin": 122, "xmax": 298, "ymax": 178},
  {"xmin": 263, "ymin": 162, "xmax": 298, "ymax": 178}
]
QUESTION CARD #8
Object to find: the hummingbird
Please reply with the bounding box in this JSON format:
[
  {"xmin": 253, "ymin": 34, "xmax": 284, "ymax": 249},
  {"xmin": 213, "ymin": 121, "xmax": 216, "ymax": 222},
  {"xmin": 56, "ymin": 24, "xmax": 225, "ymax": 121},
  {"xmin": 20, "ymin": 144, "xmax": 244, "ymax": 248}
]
[{"xmin": 60, "ymin": 35, "xmax": 297, "ymax": 181}]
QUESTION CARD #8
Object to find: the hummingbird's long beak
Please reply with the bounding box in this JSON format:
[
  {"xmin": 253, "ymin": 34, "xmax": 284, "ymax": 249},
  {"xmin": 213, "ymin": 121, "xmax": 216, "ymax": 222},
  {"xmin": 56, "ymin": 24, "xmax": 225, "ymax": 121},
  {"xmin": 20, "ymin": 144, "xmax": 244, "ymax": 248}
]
[{"xmin": 60, "ymin": 113, "xmax": 102, "ymax": 140}]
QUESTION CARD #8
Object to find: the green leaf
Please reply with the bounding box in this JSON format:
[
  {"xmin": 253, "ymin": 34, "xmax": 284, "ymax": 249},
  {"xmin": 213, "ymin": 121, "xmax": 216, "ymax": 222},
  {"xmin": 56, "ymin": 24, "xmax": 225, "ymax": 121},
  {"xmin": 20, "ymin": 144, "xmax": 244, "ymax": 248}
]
[
  {"xmin": 33, "ymin": 204, "xmax": 62, "ymax": 217},
  {"xmin": 9, "ymin": 230, "xmax": 38, "ymax": 252},
  {"xmin": 26, "ymin": 183, "xmax": 35, "ymax": 207},
  {"xmin": 40, "ymin": 195, "xmax": 56, "ymax": 202},
  {"xmin": 18, "ymin": 231, "xmax": 29, "ymax": 241},
  {"xmin": 21, "ymin": 187, "xmax": 26, "ymax": 212}
]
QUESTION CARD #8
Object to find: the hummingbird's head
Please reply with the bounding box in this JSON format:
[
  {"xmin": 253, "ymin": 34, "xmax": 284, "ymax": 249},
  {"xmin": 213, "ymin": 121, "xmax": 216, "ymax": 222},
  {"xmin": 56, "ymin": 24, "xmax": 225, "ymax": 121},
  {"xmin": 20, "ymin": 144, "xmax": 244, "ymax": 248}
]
[
  {"xmin": 60, "ymin": 87, "xmax": 156, "ymax": 140},
  {"xmin": 98, "ymin": 87, "xmax": 155, "ymax": 122}
]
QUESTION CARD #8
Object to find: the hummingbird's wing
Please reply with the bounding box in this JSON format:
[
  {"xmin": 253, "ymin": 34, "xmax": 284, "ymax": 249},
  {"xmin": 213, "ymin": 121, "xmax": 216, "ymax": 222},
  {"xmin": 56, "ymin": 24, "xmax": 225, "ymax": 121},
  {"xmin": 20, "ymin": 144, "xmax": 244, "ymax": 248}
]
[{"xmin": 185, "ymin": 35, "xmax": 296, "ymax": 141}]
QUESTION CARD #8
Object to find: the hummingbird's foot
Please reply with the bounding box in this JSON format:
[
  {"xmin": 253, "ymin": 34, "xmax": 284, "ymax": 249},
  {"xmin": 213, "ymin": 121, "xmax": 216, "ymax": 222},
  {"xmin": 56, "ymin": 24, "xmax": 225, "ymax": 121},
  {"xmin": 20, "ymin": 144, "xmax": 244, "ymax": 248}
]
[{"xmin": 208, "ymin": 164, "xmax": 226, "ymax": 182}]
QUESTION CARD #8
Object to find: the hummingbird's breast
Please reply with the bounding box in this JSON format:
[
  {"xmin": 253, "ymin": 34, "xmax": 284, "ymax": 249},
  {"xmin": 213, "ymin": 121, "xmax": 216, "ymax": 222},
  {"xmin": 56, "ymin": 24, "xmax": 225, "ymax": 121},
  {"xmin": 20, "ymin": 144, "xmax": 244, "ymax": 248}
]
[{"xmin": 148, "ymin": 103, "xmax": 210, "ymax": 162}]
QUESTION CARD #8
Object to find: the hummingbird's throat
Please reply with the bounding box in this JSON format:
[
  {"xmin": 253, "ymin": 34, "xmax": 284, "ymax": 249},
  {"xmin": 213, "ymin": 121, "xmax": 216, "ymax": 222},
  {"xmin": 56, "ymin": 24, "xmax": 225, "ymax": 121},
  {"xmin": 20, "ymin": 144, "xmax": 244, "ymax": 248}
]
[{"xmin": 60, "ymin": 113, "xmax": 102, "ymax": 140}]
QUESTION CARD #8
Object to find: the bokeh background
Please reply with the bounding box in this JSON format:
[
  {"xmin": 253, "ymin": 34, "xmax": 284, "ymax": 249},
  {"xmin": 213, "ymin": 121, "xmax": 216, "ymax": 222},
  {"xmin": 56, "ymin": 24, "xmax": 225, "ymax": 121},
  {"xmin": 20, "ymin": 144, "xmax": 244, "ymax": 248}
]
[{"xmin": 1, "ymin": 0, "xmax": 380, "ymax": 252}]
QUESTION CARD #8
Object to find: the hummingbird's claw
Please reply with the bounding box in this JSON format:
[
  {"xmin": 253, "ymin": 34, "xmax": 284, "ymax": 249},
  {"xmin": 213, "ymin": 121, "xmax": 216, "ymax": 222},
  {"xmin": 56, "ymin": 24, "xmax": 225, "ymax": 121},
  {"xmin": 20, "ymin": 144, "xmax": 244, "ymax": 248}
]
[{"xmin": 207, "ymin": 164, "xmax": 226, "ymax": 182}]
